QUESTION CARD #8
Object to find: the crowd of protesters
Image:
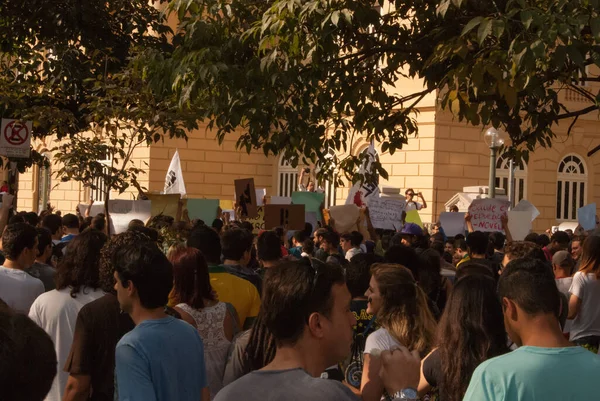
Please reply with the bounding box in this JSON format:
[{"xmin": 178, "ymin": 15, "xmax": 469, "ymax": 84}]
[{"xmin": 1, "ymin": 192, "xmax": 599, "ymax": 401}]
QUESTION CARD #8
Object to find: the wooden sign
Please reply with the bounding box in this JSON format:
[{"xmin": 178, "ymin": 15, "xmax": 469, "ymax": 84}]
[
  {"xmin": 234, "ymin": 178, "xmax": 258, "ymax": 218},
  {"xmin": 264, "ymin": 204, "xmax": 305, "ymax": 230}
]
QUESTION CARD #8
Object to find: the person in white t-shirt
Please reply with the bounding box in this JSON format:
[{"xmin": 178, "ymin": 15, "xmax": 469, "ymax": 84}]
[
  {"xmin": 404, "ymin": 188, "xmax": 427, "ymax": 212},
  {"xmin": 552, "ymin": 250, "xmax": 575, "ymax": 336},
  {"xmin": 361, "ymin": 264, "xmax": 436, "ymax": 401},
  {"xmin": 298, "ymin": 168, "xmax": 325, "ymax": 193},
  {"xmin": 29, "ymin": 229, "xmax": 108, "ymax": 401},
  {"xmin": 341, "ymin": 231, "xmax": 364, "ymax": 262},
  {"xmin": 0, "ymin": 223, "xmax": 44, "ymax": 313},
  {"xmin": 568, "ymin": 236, "xmax": 600, "ymax": 352}
]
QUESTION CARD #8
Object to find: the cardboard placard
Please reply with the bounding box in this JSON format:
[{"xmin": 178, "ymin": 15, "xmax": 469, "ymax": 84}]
[
  {"xmin": 270, "ymin": 196, "xmax": 292, "ymax": 205},
  {"xmin": 329, "ymin": 204, "xmax": 360, "ymax": 234},
  {"xmin": 147, "ymin": 193, "xmax": 181, "ymax": 218},
  {"xmin": 80, "ymin": 200, "xmax": 151, "ymax": 234},
  {"xmin": 234, "ymin": 178, "xmax": 258, "ymax": 218},
  {"xmin": 368, "ymin": 197, "xmax": 406, "ymax": 231},
  {"xmin": 405, "ymin": 210, "xmax": 423, "ymax": 228},
  {"xmin": 246, "ymin": 206, "xmax": 265, "ymax": 234},
  {"xmin": 291, "ymin": 191, "xmax": 324, "ymax": 221},
  {"xmin": 578, "ymin": 203, "xmax": 597, "ymax": 231},
  {"xmin": 439, "ymin": 212, "xmax": 466, "ymax": 237},
  {"xmin": 468, "ymin": 198, "xmax": 510, "ymax": 232},
  {"xmin": 513, "ymin": 199, "xmax": 540, "ymax": 222},
  {"xmin": 507, "ymin": 211, "xmax": 533, "ymax": 241},
  {"xmin": 264, "ymin": 204, "xmax": 305, "ymax": 230},
  {"xmin": 187, "ymin": 199, "xmax": 220, "ymax": 224}
]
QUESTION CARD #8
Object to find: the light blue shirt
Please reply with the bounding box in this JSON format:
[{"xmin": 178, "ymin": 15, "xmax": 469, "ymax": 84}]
[
  {"xmin": 464, "ymin": 346, "xmax": 600, "ymax": 401},
  {"xmin": 115, "ymin": 316, "xmax": 207, "ymax": 401}
]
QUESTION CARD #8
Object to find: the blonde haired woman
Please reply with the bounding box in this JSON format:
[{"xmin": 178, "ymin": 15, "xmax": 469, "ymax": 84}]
[{"xmin": 361, "ymin": 264, "xmax": 436, "ymax": 401}]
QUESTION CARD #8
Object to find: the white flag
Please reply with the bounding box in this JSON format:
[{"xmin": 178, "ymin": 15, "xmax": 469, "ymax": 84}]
[
  {"xmin": 346, "ymin": 142, "xmax": 380, "ymax": 206},
  {"xmin": 163, "ymin": 150, "xmax": 186, "ymax": 196}
]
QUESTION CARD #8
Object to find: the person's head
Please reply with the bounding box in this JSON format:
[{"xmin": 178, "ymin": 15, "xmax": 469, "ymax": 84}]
[
  {"xmin": 549, "ymin": 231, "xmax": 570, "ymax": 253},
  {"xmin": 9, "ymin": 215, "xmax": 25, "ymax": 225},
  {"xmin": 444, "ymin": 239, "xmax": 455, "ymax": 255},
  {"xmin": 23, "ymin": 212, "xmax": 39, "ymax": 227},
  {"xmin": 292, "ymin": 230, "xmax": 307, "ymax": 247},
  {"xmin": 2, "ymin": 223, "xmax": 38, "ymax": 268},
  {"xmin": 302, "ymin": 238, "xmax": 314, "ymax": 255},
  {"xmin": 523, "ymin": 232, "xmax": 539, "ymax": 243},
  {"xmin": 488, "ymin": 232, "xmax": 505, "ymax": 252},
  {"xmin": 466, "ymin": 231, "xmax": 488, "ymax": 257},
  {"xmin": 55, "ymin": 229, "xmax": 107, "ymax": 297},
  {"xmin": 127, "ymin": 225, "xmax": 159, "ymax": 242},
  {"xmin": 61, "ymin": 213, "xmax": 80, "ymax": 232},
  {"xmin": 536, "ymin": 234, "xmax": 550, "ymax": 248},
  {"xmin": 579, "ymin": 235, "xmax": 600, "ymax": 279},
  {"xmin": 35, "ymin": 227, "xmax": 53, "ymax": 264},
  {"xmin": 570, "ymin": 235, "xmax": 584, "ymax": 261},
  {"xmin": 398, "ymin": 223, "xmax": 424, "ymax": 247},
  {"xmin": 320, "ymin": 230, "xmax": 340, "ymax": 253},
  {"xmin": 437, "ymin": 275, "xmax": 508, "ymax": 401},
  {"xmin": 429, "ymin": 223, "xmax": 441, "ymax": 236},
  {"xmin": 449, "ymin": 205, "xmax": 459, "ymax": 213},
  {"xmin": 42, "ymin": 214, "xmax": 63, "ymax": 239},
  {"xmin": 454, "ymin": 238, "xmax": 468, "ymax": 259},
  {"xmin": 257, "ymin": 231, "xmax": 283, "ymax": 264},
  {"xmin": 127, "ymin": 219, "xmax": 145, "ymax": 229},
  {"xmin": 167, "ymin": 245, "xmax": 215, "ymax": 309},
  {"xmin": 346, "ymin": 253, "xmax": 383, "ymax": 299},
  {"xmin": 366, "ymin": 264, "xmax": 436, "ymax": 353},
  {"xmin": 502, "ymin": 241, "xmax": 543, "ymax": 270},
  {"xmin": 405, "ymin": 188, "xmax": 415, "ymax": 200},
  {"xmin": 498, "ymin": 258, "xmax": 561, "ymax": 346},
  {"xmin": 0, "ymin": 308, "xmax": 57, "ymax": 401},
  {"xmin": 384, "ymin": 244, "xmax": 420, "ymax": 279},
  {"xmin": 416, "ymin": 248, "xmax": 443, "ymax": 298},
  {"xmin": 221, "ymin": 228, "xmax": 253, "ymax": 265},
  {"xmin": 340, "ymin": 231, "xmax": 363, "ymax": 252},
  {"xmin": 551, "ymin": 250, "xmax": 575, "ymax": 278},
  {"xmin": 211, "ymin": 219, "xmax": 224, "ymax": 234},
  {"xmin": 113, "ymin": 241, "xmax": 173, "ymax": 313},
  {"xmin": 187, "ymin": 225, "xmax": 222, "ymax": 265},
  {"xmin": 98, "ymin": 231, "xmax": 154, "ymax": 294},
  {"xmin": 307, "ymin": 180, "xmax": 316, "ymax": 192},
  {"xmin": 91, "ymin": 214, "xmax": 106, "ymax": 232},
  {"xmin": 261, "ymin": 259, "xmax": 355, "ymax": 368},
  {"xmin": 313, "ymin": 228, "xmax": 328, "ymax": 246},
  {"xmin": 454, "ymin": 262, "xmax": 498, "ymax": 281}
]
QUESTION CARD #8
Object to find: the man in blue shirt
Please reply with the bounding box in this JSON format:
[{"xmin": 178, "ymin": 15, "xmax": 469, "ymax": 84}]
[{"xmin": 113, "ymin": 241, "xmax": 209, "ymax": 401}]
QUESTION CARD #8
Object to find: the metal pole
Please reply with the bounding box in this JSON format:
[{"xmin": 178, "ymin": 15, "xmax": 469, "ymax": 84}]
[
  {"xmin": 489, "ymin": 147, "xmax": 496, "ymax": 198},
  {"xmin": 507, "ymin": 159, "xmax": 515, "ymax": 208}
]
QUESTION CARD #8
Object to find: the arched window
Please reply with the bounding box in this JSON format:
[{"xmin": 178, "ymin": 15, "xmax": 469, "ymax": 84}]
[
  {"xmin": 495, "ymin": 154, "xmax": 527, "ymax": 202},
  {"xmin": 556, "ymin": 154, "xmax": 587, "ymax": 221},
  {"xmin": 277, "ymin": 155, "xmax": 298, "ymax": 198}
]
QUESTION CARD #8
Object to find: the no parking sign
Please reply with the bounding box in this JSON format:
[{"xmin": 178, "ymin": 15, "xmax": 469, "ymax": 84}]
[{"xmin": 0, "ymin": 119, "xmax": 32, "ymax": 158}]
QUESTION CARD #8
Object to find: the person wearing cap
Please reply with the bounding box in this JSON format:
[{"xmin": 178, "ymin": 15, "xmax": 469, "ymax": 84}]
[{"xmin": 397, "ymin": 223, "xmax": 429, "ymax": 252}]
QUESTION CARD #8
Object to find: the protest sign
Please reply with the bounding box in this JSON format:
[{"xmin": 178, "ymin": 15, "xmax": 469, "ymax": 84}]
[
  {"xmin": 513, "ymin": 200, "xmax": 540, "ymax": 222},
  {"xmin": 246, "ymin": 206, "xmax": 265, "ymax": 234},
  {"xmin": 187, "ymin": 199, "xmax": 220, "ymax": 224},
  {"xmin": 507, "ymin": 211, "xmax": 532, "ymax": 241},
  {"xmin": 256, "ymin": 188, "xmax": 266, "ymax": 206},
  {"xmin": 578, "ymin": 203, "xmax": 597, "ymax": 231},
  {"xmin": 81, "ymin": 200, "xmax": 151, "ymax": 234},
  {"xmin": 368, "ymin": 197, "xmax": 405, "ymax": 231},
  {"xmin": 439, "ymin": 212, "xmax": 466, "ymax": 237},
  {"xmin": 468, "ymin": 199, "xmax": 510, "ymax": 232},
  {"xmin": 264, "ymin": 204, "xmax": 305, "ymax": 230},
  {"xmin": 270, "ymin": 196, "xmax": 292, "ymax": 205},
  {"xmin": 305, "ymin": 212, "xmax": 318, "ymax": 232},
  {"xmin": 292, "ymin": 191, "xmax": 324, "ymax": 220},
  {"xmin": 405, "ymin": 210, "xmax": 423, "ymax": 228},
  {"xmin": 346, "ymin": 142, "xmax": 380, "ymax": 206},
  {"xmin": 147, "ymin": 193, "xmax": 181, "ymax": 217},
  {"xmin": 234, "ymin": 178, "xmax": 258, "ymax": 218},
  {"xmin": 329, "ymin": 205, "xmax": 360, "ymax": 233}
]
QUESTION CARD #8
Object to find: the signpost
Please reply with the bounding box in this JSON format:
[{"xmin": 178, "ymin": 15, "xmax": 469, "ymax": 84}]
[{"xmin": 0, "ymin": 119, "xmax": 32, "ymax": 158}]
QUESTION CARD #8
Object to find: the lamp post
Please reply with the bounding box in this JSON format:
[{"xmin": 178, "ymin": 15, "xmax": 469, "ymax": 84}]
[{"xmin": 483, "ymin": 128, "xmax": 506, "ymax": 199}]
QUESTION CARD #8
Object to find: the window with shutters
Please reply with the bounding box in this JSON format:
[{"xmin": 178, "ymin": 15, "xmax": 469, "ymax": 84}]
[
  {"xmin": 495, "ymin": 154, "xmax": 527, "ymax": 203},
  {"xmin": 556, "ymin": 154, "xmax": 587, "ymax": 221}
]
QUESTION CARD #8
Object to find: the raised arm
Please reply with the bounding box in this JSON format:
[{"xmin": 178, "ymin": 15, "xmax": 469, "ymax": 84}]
[
  {"xmin": 501, "ymin": 215, "xmax": 513, "ymax": 243},
  {"xmin": 417, "ymin": 192, "xmax": 427, "ymax": 209},
  {"xmin": 465, "ymin": 212, "xmax": 474, "ymax": 233}
]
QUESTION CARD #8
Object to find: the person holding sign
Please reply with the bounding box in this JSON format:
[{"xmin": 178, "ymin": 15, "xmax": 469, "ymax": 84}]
[
  {"xmin": 404, "ymin": 189, "xmax": 427, "ymax": 211},
  {"xmin": 298, "ymin": 168, "xmax": 324, "ymax": 193}
]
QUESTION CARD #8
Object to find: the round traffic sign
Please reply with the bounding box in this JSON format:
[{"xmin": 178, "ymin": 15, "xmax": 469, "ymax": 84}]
[{"xmin": 4, "ymin": 121, "xmax": 29, "ymax": 145}]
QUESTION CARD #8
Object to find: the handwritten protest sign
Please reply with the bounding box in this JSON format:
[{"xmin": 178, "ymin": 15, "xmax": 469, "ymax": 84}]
[
  {"xmin": 187, "ymin": 199, "xmax": 220, "ymax": 224},
  {"xmin": 439, "ymin": 212, "xmax": 466, "ymax": 237},
  {"xmin": 468, "ymin": 199, "xmax": 510, "ymax": 232},
  {"xmin": 578, "ymin": 203, "xmax": 597, "ymax": 231},
  {"xmin": 368, "ymin": 197, "xmax": 406, "ymax": 231},
  {"xmin": 329, "ymin": 204, "xmax": 360, "ymax": 233},
  {"xmin": 234, "ymin": 178, "xmax": 258, "ymax": 218},
  {"xmin": 246, "ymin": 206, "xmax": 265, "ymax": 234},
  {"xmin": 81, "ymin": 200, "xmax": 151, "ymax": 234},
  {"xmin": 147, "ymin": 194, "xmax": 181, "ymax": 217},
  {"xmin": 292, "ymin": 191, "xmax": 324, "ymax": 221},
  {"xmin": 264, "ymin": 204, "xmax": 305, "ymax": 230}
]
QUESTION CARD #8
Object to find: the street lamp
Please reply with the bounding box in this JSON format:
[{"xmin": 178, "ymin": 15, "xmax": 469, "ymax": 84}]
[{"xmin": 483, "ymin": 128, "xmax": 506, "ymax": 198}]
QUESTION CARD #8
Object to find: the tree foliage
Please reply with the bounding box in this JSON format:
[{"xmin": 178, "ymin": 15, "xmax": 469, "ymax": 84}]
[{"xmin": 158, "ymin": 0, "xmax": 600, "ymax": 182}]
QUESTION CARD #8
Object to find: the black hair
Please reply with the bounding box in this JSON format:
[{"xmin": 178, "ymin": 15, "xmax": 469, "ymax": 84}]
[
  {"xmin": 488, "ymin": 232, "xmax": 505, "ymax": 251},
  {"xmin": 90, "ymin": 214, "xmax": 106, "ymax": 232},
  {"xmin": 0, "ymin": 309, "xmax": 57, "ymax": 401},
  {"xmin": 257, "ymin": 231, "xmax": 283, "ymax": 262},
  {"xmin": 2, "ymin": 223, "xmax": 37, "ymax": 260},
  {"xmin": 35, "ymin": 227, "xmax": 53, "ymax": 261},
  {"xmin": 212, "ymin": 219, "xmax": 224, "ymax": 232},
  {"xmin": 62, "ymin": 213, "xmax": 80, "ymax": 229},
  {"xmin": 454, "ymin": 238, "xmax": 468, "ymax": 252},
  {"xmin": 245, "ymin": 310, "xmax": 276, "ymax": 371},
  {"xmin": 8, "ymin": 215, "xmax": 25, "ymax": 225},
  {"xmin": 454, "ymin": 234, "xmax": 465, "ymax": 241},
  {"xmin": 127, "ymin": 225, "xmax": 159, "ymax": 242},
  {"xmin": 466, "ymin": 231, "xmax": 488, "ymax": 255},
  {"xmin": 188, "ymin": 225, "xmax": 222, "ymax": 265},
  {"xmin": 498, "ymin": 258, "xmax": 560, "ymax": 318},
  {"xmin": 417, "ymin": 248, "xmax": 444, "ymax": 311},
  {"xmin": 293, "ymin": 230, "xmax": 307, "ymax": 244},
  {"xmin": 346, "ymin": 231, "xmax": 364, "ymax": 247},
  {"xmin": 536, "ymin": 235, "xmax": 550, "ymax": 248},
  {"xmin": 240, "ymin": 221, "xmax": 254, "ymax": 232},
  {"xmin": 42, "ymin": 214, "xmax": 62, "ymax": 236},
  {"xmin": 127, "ymin": 219, "xmax": 145, "ymax": 229},
  {"xmin": 523, "ymin": 233, "xmax": 539, "ymax": 243},
  {"xmin": 321, "ymin": 230, "xmax": 340, "ymax": 248},
  {"xmin": 346, "ymin": 253, "xmax": 383, "ymax": 298},
  {"xmin": 455, "ymin": 261, "xmax": 498, "ymax": 282},
  {"xmin": 430, "ymin": 241, "xmax": 445, "ymax": 257},
  {"xmin": 220, "ymin": 228, "xmax": 253, "ymax": 261},
  {"xmin": 303, "ymin": 223, "xmax": 313, "ymax": 238},
  {"xmin": 23, "ymin": 212, "xmax": 40, "ymax": 227},
  {"xmin": 113, "ymin": 241, "xmax": 173, "ymax": 309},
  {"xmin": 302, "ymin": 239, "xmax": 314, "ymax": 255},
  {"xmin": 550, "ymin": 231, "xmax": 570, "ymax": 246},
  {"xmin": 384, "ymin": 244, "xmax": 420, "ymax": 279},
  {"xmin": 262, "ymin": 259, "xmax": 345, "ymax": 345}
]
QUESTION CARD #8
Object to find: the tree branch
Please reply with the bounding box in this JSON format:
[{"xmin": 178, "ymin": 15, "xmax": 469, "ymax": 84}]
[{"xmin": 556, "ymin": 105, "xmax": 599, "ymax": 120}]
